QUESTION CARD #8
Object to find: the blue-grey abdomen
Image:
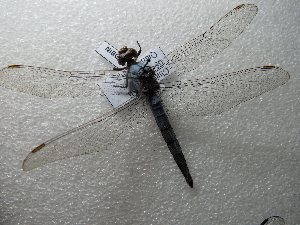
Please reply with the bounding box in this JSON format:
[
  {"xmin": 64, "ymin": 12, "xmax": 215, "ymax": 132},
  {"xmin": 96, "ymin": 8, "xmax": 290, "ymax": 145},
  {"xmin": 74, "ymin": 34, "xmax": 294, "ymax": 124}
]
[
  {"xmin": 149, "ymin": 93, "xmax": 180, "ymax": 153},
  {"xmin": 148, "ymin": 92, "xmax": 193, "ymax": 187}
]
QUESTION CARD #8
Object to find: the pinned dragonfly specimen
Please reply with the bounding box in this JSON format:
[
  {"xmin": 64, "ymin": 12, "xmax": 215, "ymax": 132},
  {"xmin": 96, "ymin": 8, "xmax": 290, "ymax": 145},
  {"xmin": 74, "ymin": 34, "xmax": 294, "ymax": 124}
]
[{"xmin": 0, "ymin": 4, "xmax": 290, "ymax": 187}]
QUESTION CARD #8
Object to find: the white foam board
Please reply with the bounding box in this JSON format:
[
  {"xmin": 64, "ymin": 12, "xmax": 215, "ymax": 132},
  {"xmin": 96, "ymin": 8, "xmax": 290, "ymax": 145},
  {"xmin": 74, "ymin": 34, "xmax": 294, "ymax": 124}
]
[{"xmin": 0, "ymin": 0, "xmax": 299, "ymax": 224}]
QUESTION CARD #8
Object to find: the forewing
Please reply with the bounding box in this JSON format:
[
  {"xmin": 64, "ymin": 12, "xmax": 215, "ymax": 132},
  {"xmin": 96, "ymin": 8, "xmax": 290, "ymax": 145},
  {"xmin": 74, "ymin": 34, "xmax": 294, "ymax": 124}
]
[
  {"xmin": 0, "ymin": 65, "xmax": 107, "ymax": 98},
  {"xmin": 160, "ymin": 67, "xmax": 290, "ymax": 117},
  {"xmin": 166, "ymin": 4, "xmax": 258, "ymax": 79},
  {"xmin": 22, "ymin": 96, "xmax": 149, "ymax": 171}
]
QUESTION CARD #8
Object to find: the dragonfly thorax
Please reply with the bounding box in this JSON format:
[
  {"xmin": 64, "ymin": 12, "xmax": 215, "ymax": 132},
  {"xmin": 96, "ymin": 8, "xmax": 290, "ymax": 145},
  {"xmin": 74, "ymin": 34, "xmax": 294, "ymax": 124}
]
[
  {"xmin": 116, "ymin": 44, "xmax": 159, "ymax": 94},
  {"xmin": 128, "ymin": 62, "xmax": 160, "ymax": 94}
]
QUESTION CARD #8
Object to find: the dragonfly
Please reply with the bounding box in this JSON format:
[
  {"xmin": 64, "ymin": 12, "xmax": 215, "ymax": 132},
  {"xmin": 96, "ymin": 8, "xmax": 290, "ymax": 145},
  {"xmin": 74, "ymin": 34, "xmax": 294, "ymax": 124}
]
[{"xmin": 0, "ymin": 4, "xmax": 290, "ymax": 187}]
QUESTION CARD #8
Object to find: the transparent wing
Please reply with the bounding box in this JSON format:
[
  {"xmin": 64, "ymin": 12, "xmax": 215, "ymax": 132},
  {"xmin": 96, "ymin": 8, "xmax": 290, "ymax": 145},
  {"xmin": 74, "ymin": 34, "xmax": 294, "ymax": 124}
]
[
  {"xmin": 160, "ymin": 67, "xmax": 290, "ymax": 117},
  {"xmin": 0, "ymin": 65, "xmax": 109, "ymax": 98},
  {"xmin": 22, "ymin": 96, "xmax": 149, "ymax": 171},
  {"xmin": 166, "ymin": 4, "xmax": 258, "ymax": 79}
]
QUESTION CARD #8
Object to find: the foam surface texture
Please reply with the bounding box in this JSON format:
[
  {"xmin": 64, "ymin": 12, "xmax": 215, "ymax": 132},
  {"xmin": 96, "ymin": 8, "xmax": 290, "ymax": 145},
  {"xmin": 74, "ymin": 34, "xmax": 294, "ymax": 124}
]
[{"xmin": 0, "ymin": 0, "xmax": 299, "ymax": 224}]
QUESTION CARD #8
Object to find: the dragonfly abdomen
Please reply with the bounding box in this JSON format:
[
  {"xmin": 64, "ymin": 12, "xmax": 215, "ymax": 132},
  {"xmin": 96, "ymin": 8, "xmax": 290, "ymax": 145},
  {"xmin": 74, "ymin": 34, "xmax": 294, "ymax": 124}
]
[{"xmin": 148, "ymin": 92, "xmax": 193, "ymax": 187}]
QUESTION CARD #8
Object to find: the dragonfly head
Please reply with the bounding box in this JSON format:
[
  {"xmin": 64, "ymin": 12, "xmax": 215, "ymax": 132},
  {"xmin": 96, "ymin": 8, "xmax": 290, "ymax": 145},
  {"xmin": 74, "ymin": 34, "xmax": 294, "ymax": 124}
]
[
  {"xmin": 117, "ymin": 46, "xmax": 139, "ymax": 66},
  {"xmin": 117, "ymin": 41, "xmax": 142, "ymax": 66}
]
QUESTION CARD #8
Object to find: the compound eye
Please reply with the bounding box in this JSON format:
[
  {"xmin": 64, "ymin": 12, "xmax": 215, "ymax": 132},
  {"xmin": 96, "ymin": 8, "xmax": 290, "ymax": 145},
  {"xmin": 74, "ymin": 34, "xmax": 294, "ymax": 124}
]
[{"xmin": 118, "ymin": 46, "xmax": 128, "ymax": 54}]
